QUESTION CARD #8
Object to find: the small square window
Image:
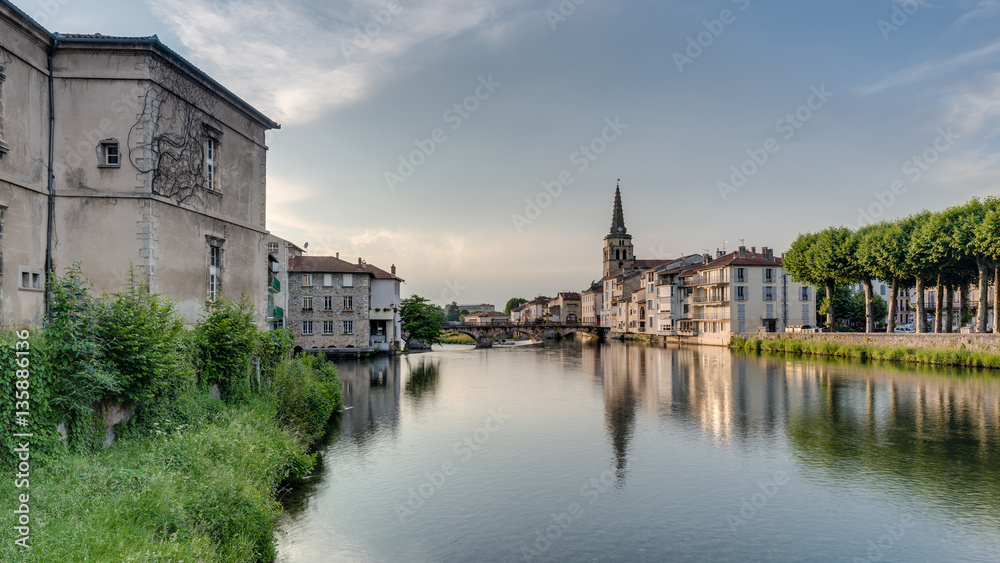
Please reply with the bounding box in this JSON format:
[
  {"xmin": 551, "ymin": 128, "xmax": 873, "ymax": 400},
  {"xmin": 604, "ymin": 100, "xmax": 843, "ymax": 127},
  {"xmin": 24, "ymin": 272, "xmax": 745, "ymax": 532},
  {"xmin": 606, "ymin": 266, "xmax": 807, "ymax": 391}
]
[
  {"xmin": 302, "ymin": 273, "xmax": 313, "ymax": 286},
  {"xmin": 267, "ymin": 242, "xmax": 279, "ymax": 254},
  {"xmin": 18, "ymin": 267, "xmax": 43, "ymax": 291},
  {"xmin": 100, "ymin": 141, "xmax": 120, "ymax": 167}
]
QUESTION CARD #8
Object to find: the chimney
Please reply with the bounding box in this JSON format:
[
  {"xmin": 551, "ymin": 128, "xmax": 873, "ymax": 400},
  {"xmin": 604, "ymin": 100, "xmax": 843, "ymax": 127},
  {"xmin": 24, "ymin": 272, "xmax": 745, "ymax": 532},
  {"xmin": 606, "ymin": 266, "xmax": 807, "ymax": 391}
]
[
  {"xmin": 391, "ymin": 264, "xmax": 396, "ymax": 275},
  {"xmin": 739, "ymin": 246, "xmax": 746, "ymax": 258},
  {"xmin": 763, "ymin": 247, "xmax": 773, "ymax": 260},
  {"xmin": 703, "ymin": 253, "xmax": 712, "ymax": 265},
  {"xmin": 358, "ymin": 257, "xmax": 363, "ymax": 268},
  {"xmin": 751, "ymin": 246, "xmax": 756, "ymax": 256},
  {"xmin": 336, "ymin": 252, "xmax": 339, "ymax": 259}
]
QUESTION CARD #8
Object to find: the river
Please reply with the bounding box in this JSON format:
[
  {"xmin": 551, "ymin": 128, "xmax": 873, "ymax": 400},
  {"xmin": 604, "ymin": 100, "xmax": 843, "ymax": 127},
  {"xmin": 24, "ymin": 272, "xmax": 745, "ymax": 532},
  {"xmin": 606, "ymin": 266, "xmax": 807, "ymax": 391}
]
[{"xmin": 275, "ymin": 340, "xmax": 1000, "ymax": 562}]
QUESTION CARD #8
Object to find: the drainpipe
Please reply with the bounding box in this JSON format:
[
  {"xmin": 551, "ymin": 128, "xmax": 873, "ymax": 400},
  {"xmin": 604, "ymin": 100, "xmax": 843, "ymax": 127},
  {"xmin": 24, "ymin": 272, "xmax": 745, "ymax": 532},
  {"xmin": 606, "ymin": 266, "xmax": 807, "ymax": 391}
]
[{"xmin": 44, "ymin": 35, "xmax": 57, "ymax": 320}]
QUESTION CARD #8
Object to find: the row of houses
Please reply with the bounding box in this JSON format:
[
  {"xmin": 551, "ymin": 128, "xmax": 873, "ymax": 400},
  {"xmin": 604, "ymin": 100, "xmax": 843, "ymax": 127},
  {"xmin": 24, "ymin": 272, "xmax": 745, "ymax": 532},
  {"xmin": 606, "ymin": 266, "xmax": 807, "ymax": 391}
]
[
  {"xmin": 0, "ymin": 2, "xmax": 404, "ymax": 351},
  {"xmin": 583, "ymin": 187, "xmax": 816, "ymax": 345},
  {"xmin": 508, "ymin": 292, "xmax": 582, "ymax": 324}
]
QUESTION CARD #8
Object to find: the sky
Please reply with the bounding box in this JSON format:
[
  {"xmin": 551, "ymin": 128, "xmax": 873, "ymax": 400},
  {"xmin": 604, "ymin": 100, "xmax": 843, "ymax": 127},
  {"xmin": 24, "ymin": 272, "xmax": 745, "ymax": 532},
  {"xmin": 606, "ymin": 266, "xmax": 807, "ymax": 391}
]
[{"xmin": 18, "ymin": 0, "xmax": 1000, "ymax": 307}]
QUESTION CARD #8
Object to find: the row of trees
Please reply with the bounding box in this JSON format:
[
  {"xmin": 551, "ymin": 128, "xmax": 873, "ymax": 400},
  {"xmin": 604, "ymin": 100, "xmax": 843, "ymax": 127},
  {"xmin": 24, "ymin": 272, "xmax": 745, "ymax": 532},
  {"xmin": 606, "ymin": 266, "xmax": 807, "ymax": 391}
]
[{"xmin": 784, "ymin": 197, "xmax": 1000, "ymax": 333}]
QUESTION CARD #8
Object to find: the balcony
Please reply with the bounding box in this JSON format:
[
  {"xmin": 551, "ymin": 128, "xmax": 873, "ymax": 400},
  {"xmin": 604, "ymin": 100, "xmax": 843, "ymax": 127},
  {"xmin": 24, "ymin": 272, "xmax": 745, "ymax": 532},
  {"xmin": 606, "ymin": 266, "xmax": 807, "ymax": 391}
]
[
  {"xmin": 268, "ymin": 276, "xmax": 280, "ymax": 293},
  {"xmin": 692, "ymin": 296, "xmax": 729, "ymax": 304}
]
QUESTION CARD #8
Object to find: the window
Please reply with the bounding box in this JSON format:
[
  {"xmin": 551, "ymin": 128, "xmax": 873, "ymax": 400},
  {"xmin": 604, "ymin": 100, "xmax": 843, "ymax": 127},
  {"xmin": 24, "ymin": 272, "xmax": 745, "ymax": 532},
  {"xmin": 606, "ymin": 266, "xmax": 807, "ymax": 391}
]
[
  {"xmin": 800, "ymin": 287, "xmax": 810, "ymax": 301},
  {"xmin": 301, "ymin": 321, "xmax": 313, "ymax": 335},
  {"xmin": 342, "ymin": 320, "xmax": 354, "ymax": 334},
  {"xmin": 766, "ymin": 304, "xmax": 774, "ymax": 318},
  {"xmin": 322, "ymin": 320, "xmax": 335, "ymax": 334},
  {"xmin": 343, "ymin": 273, "xmax": 353, "ymax": 287},
  {"xmin": 267, "ymin": 242, "xmax": 279, "ymax": 254},
  {"xmin": 302, "ymin": 273, "xmax": 313, "ymax": 286},
  {"xmin": 880, "ymin": 285, "xmax": 886, "ymax": 296},
  {"xmin": 735, "ymin": 268, "xmax": 746, "ymax": 283},
  {"xmin": 343, "ymin": 296, "xmax": 353, "ymax": 311},
  {"xmin": 205, "ymin": 138, "xmax": 218, "ymax": 191},
  {"xmin": 18, "ymin": 267, "xmax": 43, "ymax": 291},
  {"xmin": 99, "ymin": 140, "xmax": 120, "ymax": 167},
  {"xmin": 802, "ymin": 304, "xmax": 810, "ymax": 322},
  {"xmin": 302, "ymin": 296, "xmax": 313, "ymax": 311},
  {"xmin": 738, "ymin": 304, "xmax": 746, "ymax": 319},
  {"xmin": 764, "ymin": 268, "xmax": 774, "ymax": 283},
  {"xmin": 763, "ymin": 287, "xmax": 775, "ymax": 301},
  {"xmin": 208, "ymin": 242, "xmax": 222, "ymax": 301},
  {"xmin": 738, "ymin": 320, "xmax": 746, "ymax": 332},
  {"xmin": 0, "ymin": 66, "xmax": 6, "ymax": 159},
  {"xmin": 736, "ymin": 286, "xmax": 747, "ymax": 301},
  {"xmin": 324, "ymin": 296, "xmax": 333, "ymax": 311},
  {"xmin": 323, "ymin": 273, "xmax": 334, "ymax": 287}
]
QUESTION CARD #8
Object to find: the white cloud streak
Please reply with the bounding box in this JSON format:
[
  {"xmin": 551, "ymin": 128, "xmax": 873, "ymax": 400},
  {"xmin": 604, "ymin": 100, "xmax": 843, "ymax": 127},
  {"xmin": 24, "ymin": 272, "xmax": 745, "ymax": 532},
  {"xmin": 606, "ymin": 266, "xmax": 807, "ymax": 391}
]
[
  {"xmin": 854, "ymin": 38, "xmax": 1000, "ymax": 96},
  {"xmin": 146, "ymin": 0, "xmax": 534, "ymax": 125}
]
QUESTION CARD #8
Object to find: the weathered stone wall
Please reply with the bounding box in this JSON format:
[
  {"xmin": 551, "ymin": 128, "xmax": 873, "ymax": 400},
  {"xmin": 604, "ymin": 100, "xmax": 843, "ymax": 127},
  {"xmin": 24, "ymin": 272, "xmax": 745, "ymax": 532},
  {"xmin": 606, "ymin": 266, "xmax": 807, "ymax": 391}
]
[
  {"xmin": 736, "ymin": 332, "xmax": 1000, "ymax": 353},
  {"xmin": 287, "ymin": 271, "xmax": 371, "ymax": 349}
]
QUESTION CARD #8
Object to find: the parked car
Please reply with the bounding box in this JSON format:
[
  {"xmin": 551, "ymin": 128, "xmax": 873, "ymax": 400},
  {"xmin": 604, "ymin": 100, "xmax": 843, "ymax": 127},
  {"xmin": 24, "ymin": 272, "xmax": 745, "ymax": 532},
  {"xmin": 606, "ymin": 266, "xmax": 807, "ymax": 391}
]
[
  {"xmin": 784, "ymin": 324, "xmax": 823, "ymax": 333},
  {"xmin": 894, "ymin": 323, "xmax": 914, "ymax": 333}
]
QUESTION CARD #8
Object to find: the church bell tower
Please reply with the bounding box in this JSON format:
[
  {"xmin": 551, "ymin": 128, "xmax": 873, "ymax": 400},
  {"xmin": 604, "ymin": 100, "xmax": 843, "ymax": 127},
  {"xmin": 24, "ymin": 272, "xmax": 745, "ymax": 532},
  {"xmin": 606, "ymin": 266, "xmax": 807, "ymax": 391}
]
[{"xmin": 603, "ymin": 181, "xmax": 634, "ymax": 278}]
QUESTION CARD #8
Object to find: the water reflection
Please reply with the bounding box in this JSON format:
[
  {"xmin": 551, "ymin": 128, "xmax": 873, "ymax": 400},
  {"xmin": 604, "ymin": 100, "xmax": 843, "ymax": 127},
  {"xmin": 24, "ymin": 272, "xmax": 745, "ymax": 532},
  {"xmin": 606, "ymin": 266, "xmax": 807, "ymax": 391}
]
[{"xmin": 278, "ymin": 343, "xmax": 1000, "ymax": 562}]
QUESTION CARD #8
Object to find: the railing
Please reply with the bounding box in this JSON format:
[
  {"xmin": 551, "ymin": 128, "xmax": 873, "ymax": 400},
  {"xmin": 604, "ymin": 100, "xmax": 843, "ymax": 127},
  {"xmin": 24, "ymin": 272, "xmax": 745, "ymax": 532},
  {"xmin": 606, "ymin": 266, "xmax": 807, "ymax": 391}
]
[
  {"xmin": 269, "ymin": 276, "xmax": 280, "ymax": 293},
  {"xmin": 692, "ymin": 296, "xmax": 728, "ymax": 304}
]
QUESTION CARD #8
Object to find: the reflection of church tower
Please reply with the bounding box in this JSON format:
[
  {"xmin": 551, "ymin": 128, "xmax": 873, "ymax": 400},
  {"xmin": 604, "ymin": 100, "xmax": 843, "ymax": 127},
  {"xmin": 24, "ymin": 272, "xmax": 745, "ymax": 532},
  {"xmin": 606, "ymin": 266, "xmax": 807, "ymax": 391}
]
[{"xmin": 603, "ymin": 182, "xmax": 635, "ymax": 278}]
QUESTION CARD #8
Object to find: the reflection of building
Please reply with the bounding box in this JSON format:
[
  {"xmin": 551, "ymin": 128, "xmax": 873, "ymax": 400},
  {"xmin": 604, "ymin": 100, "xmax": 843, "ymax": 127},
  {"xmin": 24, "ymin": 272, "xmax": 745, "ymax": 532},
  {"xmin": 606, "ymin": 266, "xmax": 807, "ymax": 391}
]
[{"xmin": 0, "ymin": 4, "xmax": 279, "ymax": 326}]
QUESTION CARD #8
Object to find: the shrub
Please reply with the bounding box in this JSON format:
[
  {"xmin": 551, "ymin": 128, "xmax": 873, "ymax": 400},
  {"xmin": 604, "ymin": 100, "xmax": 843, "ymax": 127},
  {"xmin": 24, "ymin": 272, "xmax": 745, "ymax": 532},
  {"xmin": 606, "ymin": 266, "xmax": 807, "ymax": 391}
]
[
  {"xmin": 273, "ymin": 354, "xmax": 343, "ymax": 446},
  {"xmin": 256, "ymin": 328, "xmax": 294, "ymax": 392},
  {"xmin": 193, "ymin": 296, "xmax": 258, "ymax": 402}
]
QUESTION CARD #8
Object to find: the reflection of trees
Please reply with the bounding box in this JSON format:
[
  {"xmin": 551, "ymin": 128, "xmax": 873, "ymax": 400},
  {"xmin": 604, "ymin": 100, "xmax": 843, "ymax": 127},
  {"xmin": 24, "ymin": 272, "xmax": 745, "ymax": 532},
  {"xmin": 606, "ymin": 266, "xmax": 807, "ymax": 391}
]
[
  {"xmin": 785, "ymin": 361, "xmax": 1000, "ymax": 527},
  {"xmin": 405, "ymin": 358, "xmax": 441, "ymax": 401}
]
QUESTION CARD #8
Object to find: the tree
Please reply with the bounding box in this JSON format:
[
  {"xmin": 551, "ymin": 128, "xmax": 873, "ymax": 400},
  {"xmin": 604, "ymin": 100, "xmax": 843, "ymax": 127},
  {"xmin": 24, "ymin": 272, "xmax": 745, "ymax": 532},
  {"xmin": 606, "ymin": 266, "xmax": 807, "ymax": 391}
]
[
  {"xmin": 850, "ymin": 225, "xmax": 878, "ymax": 332},
  {"xmin": 504, "ymin": 297, "xmax": 528, "ymax": 315},
  {"xmin": 785, "ymin": 227, "xmax": 855, "ymax": 329},
  {"xmin": 855, "ymin": 221, "xmax": 913, "ymax": 333},
  {"xmin": 972, "ymin": 197, "xmax": 1000, "ymax": 332},
  {"xmin": 400, "ymin": 296, "xmax": 445, "ymax": 350}
]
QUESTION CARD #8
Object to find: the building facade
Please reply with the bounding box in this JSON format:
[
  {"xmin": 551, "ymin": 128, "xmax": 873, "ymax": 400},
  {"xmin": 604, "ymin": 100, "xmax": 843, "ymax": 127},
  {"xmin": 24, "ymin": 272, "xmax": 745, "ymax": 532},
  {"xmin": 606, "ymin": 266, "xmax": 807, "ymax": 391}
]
[
  {"xmin": 287, "ymin": 256, "xmax": 402, "ymax": 351},
  {"xmin": 0, "ymin": 2, "xmax": 278, "ymax": 327}
]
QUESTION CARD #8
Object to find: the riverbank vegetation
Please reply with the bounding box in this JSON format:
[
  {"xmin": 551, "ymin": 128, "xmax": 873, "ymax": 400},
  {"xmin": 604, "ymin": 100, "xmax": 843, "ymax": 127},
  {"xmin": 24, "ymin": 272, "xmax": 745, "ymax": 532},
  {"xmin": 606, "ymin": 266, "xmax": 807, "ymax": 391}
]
[
  {"xmin": 730, "ymin": 335, "xmax": 1000, "ymax": 369},
  {"xmin": 0, "ymin": 265, "xmax": 342, "ymax": 562},
  {"xmin": 441, "ymin": 332, "xmax": 476, "ymax": 344},
  {"xmin": 784, "ymin": 197, "xmax": 1000, "ymax": 334}
]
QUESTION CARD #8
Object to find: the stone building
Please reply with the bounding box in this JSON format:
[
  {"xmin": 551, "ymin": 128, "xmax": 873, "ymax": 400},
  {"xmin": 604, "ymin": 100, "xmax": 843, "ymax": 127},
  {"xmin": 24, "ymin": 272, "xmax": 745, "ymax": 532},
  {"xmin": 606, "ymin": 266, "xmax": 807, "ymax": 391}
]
[
  {"xmin": 0, "ymin": 1, "xmax": 279, "ymax": 326},
  {"xmin": 287, "ymin": 256, "xmax": 403, "ymax": 351}
]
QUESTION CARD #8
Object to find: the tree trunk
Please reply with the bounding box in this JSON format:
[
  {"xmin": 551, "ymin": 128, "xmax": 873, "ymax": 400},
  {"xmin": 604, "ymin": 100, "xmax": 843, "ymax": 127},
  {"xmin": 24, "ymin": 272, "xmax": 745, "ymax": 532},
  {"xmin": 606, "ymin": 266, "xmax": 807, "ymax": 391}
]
[
  {"xmin": 915, "ymin": 278, "xmax": 926, "ymax": 334},
  {"xmin": 887, "ymin": 280, "xmax": 898, "ymax": 333},
  {"xmin": 978, "ymin": 256, "xmax": 990, "ymax": 333},
  {"xmin": 994, "ymin": 266, "xmax": 1000, "ymax": 333},
  {"xmin": 934, "ymin": 274, "xmax": 944, "ymax": 334},
  {"xmin": 826, "ymin": 281, "xmax": 836, "ymax": 330},
  {"xmin": 960, "ymin": 283, "xmax": 969, "ymax": 331},
  {"xmin": 944, "ymin": 285, "xmax": 954, "ymax": 333},
  {"xmin": 863, "ymin": 278, "xmax": 874, "ymax": 333}
]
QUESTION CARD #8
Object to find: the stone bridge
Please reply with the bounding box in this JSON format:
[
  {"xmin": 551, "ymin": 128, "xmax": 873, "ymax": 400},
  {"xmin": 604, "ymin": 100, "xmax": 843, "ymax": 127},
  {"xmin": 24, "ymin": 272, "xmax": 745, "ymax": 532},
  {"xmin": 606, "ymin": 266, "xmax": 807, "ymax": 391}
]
[{"xmin": 446, "ymin": 323, "xmax": 608, "ymax": 348}]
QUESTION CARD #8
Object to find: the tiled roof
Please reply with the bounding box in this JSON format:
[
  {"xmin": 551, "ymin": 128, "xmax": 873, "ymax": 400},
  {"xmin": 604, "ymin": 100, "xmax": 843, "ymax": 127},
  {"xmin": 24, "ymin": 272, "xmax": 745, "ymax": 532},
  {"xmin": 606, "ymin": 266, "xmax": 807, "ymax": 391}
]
[
  {"xmin": 289, "ymin": 256, "xmax": 403, "ymax": 281},
  {"xmin": 680, "ymin": 251, "xmax": 783, "ymax": 275},
  {"xmin": 59, "ymin": 33, "xmax": 156, "ymax": 40}
]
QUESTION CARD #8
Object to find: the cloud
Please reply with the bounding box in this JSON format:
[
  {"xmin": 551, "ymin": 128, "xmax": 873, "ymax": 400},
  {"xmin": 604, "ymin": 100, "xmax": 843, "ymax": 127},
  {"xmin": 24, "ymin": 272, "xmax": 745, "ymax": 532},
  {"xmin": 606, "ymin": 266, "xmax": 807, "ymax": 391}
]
[
  {"xmin": 145, "ymin": 0, "xmax": 535, "ymax": 125},
  {"xmin": 946, "ymin": 71, "xmax": 1000, "ymax": 135},
  {"xmin": 853, "ymin": 38, "xmax": 1000, "ymax": 96}
]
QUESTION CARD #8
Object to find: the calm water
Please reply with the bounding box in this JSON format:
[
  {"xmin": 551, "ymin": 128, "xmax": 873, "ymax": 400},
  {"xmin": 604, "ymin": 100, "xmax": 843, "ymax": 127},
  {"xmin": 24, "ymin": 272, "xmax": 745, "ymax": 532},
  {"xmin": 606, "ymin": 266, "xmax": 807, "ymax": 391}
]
[{"xmin": 275, "ymin": 341, "xmax": 1000, "ymax": 563}]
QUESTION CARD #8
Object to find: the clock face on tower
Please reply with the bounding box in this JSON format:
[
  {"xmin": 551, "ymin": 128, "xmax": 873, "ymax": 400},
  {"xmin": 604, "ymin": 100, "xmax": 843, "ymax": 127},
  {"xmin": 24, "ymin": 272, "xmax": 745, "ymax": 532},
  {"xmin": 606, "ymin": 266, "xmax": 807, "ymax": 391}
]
[{"xmin": 617, "ymin": 227, "xmax": 622, "ymax": 232}]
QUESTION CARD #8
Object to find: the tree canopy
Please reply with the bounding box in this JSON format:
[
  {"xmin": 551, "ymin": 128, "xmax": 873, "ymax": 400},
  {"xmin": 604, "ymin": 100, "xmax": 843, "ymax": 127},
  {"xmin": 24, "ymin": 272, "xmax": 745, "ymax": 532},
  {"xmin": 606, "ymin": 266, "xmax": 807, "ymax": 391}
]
[
  {"xmin": 400, "ymin": 296, "xmax": 445, "ymax": 350},
  {"xmin": 504, "ymin": 297, "xmax": 528, "ymax": 315}
]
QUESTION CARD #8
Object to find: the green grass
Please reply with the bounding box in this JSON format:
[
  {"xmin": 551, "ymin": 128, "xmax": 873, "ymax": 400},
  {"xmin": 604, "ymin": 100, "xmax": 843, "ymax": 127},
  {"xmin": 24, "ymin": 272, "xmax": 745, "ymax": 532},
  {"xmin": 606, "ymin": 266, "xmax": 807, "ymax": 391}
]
[
  {"xmin": 441, "ymin": 332, "xmax": 476, "ymax": 344},
  {"xmin": 0, "ymin": 391, "xmax": 315, "ymax": 562},
  {"xmin": 730, "ymin": 336, "xmax": 1000, "ymax": 370}
]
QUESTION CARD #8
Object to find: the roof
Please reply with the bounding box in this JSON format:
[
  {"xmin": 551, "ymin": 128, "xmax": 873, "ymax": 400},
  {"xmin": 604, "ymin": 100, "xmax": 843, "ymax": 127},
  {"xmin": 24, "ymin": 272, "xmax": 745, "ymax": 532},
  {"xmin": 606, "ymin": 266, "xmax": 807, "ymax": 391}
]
[
  {"xmin": 288, "ymin": 256, "xmax": 403, "ymax": 281},
  {"xmin": 679, "ymin": 251, "xmax": 783, "ymax": 275},
  {"xmin": 551, "ymin": 292, "xmax": 580, "ymax": 301},
  {"xmin": 465, "ymin": 311, "xmax": 509, "ymax": 318}
]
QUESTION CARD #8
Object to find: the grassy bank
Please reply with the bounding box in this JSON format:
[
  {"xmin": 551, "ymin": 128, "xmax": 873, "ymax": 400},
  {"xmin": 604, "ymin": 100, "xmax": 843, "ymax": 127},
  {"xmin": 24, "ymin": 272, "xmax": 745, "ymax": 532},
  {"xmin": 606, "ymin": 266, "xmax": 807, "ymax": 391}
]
[
  {"xmin": 730, "ymin": 335, "xmax": 1000, "ymax": 369},
  {"xmin": 0, "ymin": 393, "xmax": 315, "ymax": 562},
  {"xmin": 0, "ymin": 266, "xmax": 342, "ymax": 562},
  {"xmin": 441, "ymin": 332, "xmax": 476, "ymax": 344}
]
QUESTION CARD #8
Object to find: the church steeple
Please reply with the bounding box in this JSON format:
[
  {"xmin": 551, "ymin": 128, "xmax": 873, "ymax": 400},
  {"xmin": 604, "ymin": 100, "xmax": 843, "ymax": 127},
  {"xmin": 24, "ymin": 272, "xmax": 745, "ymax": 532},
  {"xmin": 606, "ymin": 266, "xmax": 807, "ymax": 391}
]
[
  {"xmin": 603, "ymin": 180, "xmax": 634, "ymax": 279},
  {"xmin": 610, "ymin": 180, "xmax": 627, "ymax": 236}
]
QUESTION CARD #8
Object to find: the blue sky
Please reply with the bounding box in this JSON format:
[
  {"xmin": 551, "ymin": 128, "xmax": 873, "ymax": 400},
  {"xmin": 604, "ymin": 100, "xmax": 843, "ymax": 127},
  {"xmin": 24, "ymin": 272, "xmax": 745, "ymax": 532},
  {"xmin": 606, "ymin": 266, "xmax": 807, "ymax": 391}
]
[{"xmin": 22, "ymin": 0, "xmax": 1000, "ymax": 307}]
